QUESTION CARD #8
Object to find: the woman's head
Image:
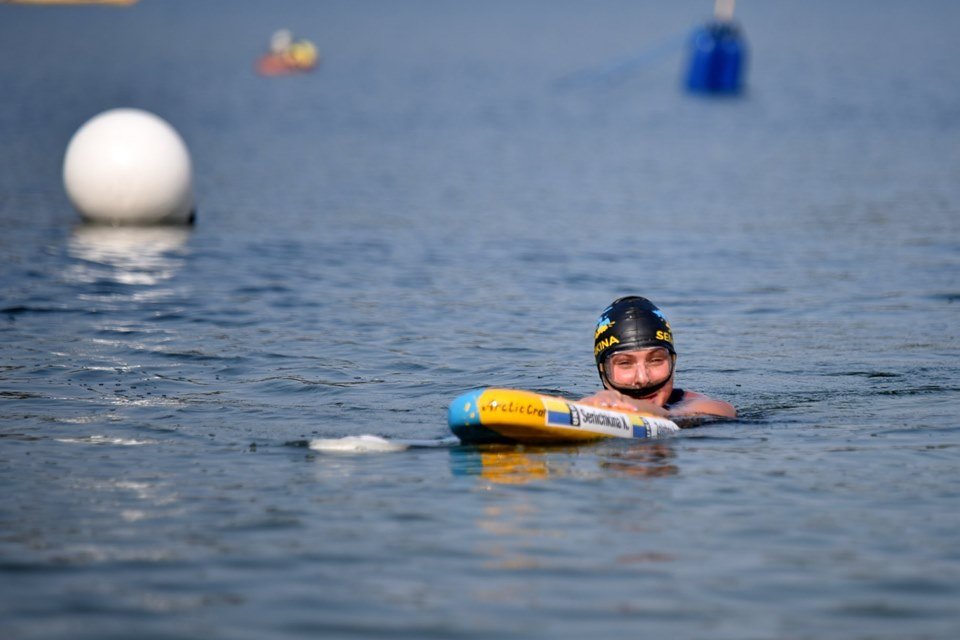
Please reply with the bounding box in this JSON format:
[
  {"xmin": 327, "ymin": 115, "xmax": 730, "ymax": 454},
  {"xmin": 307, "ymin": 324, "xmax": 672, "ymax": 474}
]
[{"xmin": 594, "ymin": 296, "xmax": 676, "ymax": 402}]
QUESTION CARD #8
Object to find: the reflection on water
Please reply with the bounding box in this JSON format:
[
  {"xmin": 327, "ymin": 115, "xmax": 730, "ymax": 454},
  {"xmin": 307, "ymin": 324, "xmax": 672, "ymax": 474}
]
[
  {"xmin": 463, "ymin": 444, "xmax": 682, "ymax": 573},
  {"xmin": 599, "ymin": 444, "xmax": 679, "ymax": 478},
  {"xmin": 477, "ymin": 501, "xmax": 555, "ymax": 571},
  {"xmin": 450, "ymin": 442, "xmax": 679, "ymax": 485},
  {"xmin": 478, "ymin": 449, "xmax": 551, "ymax": 484},
  {"xmin": 66, "ymin": 225, "xmax": 192, "ymax": 286}
]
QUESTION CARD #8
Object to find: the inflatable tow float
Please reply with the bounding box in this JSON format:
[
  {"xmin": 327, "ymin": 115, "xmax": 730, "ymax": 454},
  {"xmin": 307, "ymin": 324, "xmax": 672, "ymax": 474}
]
[
  {"xmin": 256, "ymin": 29, "xmax": 319, "ymax": 76},
  {"xmin": 448, "ymin": 388, "xmax": 680, "ymax": 445}
]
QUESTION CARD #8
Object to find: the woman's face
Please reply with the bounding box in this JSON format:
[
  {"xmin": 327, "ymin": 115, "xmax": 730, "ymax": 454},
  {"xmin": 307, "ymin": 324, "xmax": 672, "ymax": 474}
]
[{"xmin": 603, "ymin": 347, "xmax": 674, "ymax": 404}]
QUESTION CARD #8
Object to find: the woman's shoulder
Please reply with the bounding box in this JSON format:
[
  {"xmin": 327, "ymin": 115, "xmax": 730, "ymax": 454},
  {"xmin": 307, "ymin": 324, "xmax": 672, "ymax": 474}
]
[{"xmin": 667, "ymin": 389, "xmax": 737, "ymax": 419}]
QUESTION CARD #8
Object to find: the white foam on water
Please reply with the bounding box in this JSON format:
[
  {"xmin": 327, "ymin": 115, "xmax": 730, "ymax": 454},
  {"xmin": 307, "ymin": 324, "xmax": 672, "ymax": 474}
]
[
  {"xmin": 55, "ymin": 435, "xmax": 153, "ymax": 446},
  {"xmin": 308, "ymin": 435, "xmax": 458, "ymax": 453}
]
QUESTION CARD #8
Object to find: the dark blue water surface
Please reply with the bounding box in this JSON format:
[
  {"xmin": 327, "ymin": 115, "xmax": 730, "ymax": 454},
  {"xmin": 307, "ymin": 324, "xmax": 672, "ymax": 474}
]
[{"xmin": 2, "ymin": 1, "xmax": 959, "ymax": 638}]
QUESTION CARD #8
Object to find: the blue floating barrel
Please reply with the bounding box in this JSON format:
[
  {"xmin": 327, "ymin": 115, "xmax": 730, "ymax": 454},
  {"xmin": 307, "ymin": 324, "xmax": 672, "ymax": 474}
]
[{"xmin": 685, "ymin": 19, "xmax": 747, "ymax": 95}]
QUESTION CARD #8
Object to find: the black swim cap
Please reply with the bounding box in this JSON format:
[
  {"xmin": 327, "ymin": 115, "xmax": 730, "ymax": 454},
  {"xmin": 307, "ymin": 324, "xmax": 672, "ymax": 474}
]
[
  {"xmin": 594, "ymin": 296, "xmax": 676, "ymax": 399},
  {"xmin": 594, "ymin": 296, "xmax": 675, "ymax": 365}
]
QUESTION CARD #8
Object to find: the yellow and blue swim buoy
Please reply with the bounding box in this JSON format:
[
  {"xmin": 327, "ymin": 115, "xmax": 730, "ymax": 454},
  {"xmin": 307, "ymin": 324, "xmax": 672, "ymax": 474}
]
[{"xmin": 448, "ymin": 388, "xmax": 680, "ymax": 445}]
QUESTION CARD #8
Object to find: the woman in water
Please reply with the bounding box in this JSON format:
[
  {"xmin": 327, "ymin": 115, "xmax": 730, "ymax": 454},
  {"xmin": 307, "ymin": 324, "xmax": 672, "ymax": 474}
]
[{"xmin": 580, "ymin": 296, "xmax": 736, "ymax": 422}]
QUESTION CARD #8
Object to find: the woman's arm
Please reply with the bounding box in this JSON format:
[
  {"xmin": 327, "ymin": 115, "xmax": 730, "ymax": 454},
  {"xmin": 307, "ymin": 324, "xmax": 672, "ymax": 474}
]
[
  {"xmin": 579, "ymin": 389, "xmax": 736, "ymax": 421},
  {"xmin": 577, "ymin": 389, "xmax": 670, "ymax": 416}
]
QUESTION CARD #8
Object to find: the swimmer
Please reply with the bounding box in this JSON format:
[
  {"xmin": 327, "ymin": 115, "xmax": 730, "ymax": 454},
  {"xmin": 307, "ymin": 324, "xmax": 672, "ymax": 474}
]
[{"xmin": 580, "ymin": 296, "xmax": 736, "ymax": 423}]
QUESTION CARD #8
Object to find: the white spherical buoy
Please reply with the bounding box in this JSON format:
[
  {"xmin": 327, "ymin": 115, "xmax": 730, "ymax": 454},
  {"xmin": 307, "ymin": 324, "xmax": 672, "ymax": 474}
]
[{"xmin": 63, "ymin": 108, "xmax": 195, "ymax": 225}]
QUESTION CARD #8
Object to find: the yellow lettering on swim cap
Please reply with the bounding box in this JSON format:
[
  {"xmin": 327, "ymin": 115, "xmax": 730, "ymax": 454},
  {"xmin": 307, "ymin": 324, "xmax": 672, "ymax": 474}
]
[
  {"xmin": 594, "ymin": 335, "xmax": 620, "ymax": 356},
  {"xmin": 656, "ymin": 329, "xmax": 673, "ymax": 343}
]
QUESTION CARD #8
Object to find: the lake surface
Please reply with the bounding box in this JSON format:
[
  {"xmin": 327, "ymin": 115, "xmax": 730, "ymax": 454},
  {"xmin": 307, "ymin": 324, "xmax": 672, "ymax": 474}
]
[{"xmin": 1, "ymin": 1, "xmax": 958, "ymax": 638}]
